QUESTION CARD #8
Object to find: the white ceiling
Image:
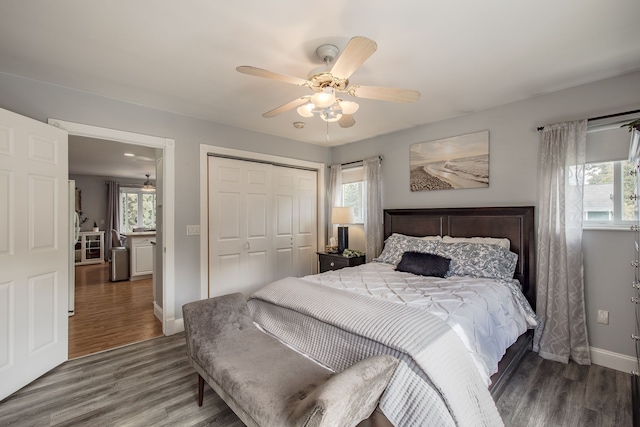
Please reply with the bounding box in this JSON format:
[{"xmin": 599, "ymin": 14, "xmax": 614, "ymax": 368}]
[
  {"xmin": 1, "ymin": 1, "xmax": 640, "ymax": 149},
  {"xmin": 68, "ymin": 136, "xmax": 157, "ymax": 180}
]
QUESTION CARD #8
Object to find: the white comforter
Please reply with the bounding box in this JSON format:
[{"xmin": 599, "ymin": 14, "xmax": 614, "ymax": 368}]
[
  {"xmin": 249, "ymin": 276, "xmax": 505, "ymax": 427},
  {"xmin": 302, "ymin": 262, "xmax": 538, "ymax": 385}
]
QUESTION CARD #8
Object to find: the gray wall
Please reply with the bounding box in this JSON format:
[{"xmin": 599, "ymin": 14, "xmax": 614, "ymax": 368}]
[
  {"xmin": 331, "ymin": 70, "xmax": 640, "ymax": 358},
  {"xmin": 69, "ymin": 174, "xmax": 146, "ymax": 232},
  {"xmin": 0, "ymin": 72, "xmax": 331, "ymax": 320}
]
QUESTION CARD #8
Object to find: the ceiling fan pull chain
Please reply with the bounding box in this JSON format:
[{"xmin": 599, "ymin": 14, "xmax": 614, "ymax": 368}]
[{"xmin": 326, "ymin": 120, "xmax": 330, "ymax": 142}]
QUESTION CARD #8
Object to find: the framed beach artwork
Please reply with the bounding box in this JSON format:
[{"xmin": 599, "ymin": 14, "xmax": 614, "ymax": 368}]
[{"xmin": 410, "ymin": 130, "xmax": 489, "ymax": 191}]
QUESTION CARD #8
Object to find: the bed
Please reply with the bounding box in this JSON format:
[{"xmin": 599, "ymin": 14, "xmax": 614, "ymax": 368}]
[{"xmin": 247, "ymin": 206, "xmax": 537, "ymax": 427}]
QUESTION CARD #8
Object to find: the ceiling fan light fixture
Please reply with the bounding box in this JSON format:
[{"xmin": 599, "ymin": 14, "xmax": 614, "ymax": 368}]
[
  {"xmin": 236, "ymin": 36, "xmax": 420, "ymax": 129},
  {"xmin": 311, "ymin": 87, "xmax": 336, "ymax": 108},
  {"xmin": 339, "ymin": 100, "xmax": 359, "ymax": 115},
  {"xmin": 296, "ymin": 103, "xmax": 314, "ymax": 118},
  {"xmin": 318, "ymin": 103, "xmax": 343, "ymax": 122},
  {"xmin": 321, "ymin": 111, "xmax": 342, "ymax": 122},
  {"xmin": 142, "ymin": 174, "xmax": 155, "ymax": 192}
]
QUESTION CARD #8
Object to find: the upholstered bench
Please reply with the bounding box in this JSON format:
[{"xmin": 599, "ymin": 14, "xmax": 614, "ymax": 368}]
[{"xmin": 182, "ymin": 293, "xmax": 398, "ymax": 427}]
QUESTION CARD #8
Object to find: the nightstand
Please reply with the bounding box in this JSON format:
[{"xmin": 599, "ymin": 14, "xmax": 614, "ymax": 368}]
[{"xmin": 317, "ymin": 252, "xmax": 366, "ymax": 273}]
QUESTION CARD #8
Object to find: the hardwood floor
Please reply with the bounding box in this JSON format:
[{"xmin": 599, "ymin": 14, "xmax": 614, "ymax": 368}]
[
  {"xmin": 0, "ymin": 332, "xmax": 631, "ymax": 426},
  {"xmin": 69, "ymin": 262, "xmax": 163, "ymax": 359}
]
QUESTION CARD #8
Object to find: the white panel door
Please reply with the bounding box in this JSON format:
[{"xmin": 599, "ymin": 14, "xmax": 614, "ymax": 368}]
[
  {"xmin": 294, "ymin": 169, "xmax": 318, "ymax": 277},
  {"xmin": 0, "ymin": 107, "xmax": 68, "ymax": 400},
  {"xmin": 273, "ymin": 166, "xmax": 317, "ymax": 280},
  {"xmin": 208, "ymin": 157, "xmax": 272, "ymax": 297}
]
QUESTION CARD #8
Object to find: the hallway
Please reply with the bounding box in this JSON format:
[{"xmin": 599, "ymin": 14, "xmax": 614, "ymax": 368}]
[{"xmin": 69, "ymin": 262, "xmax": 163, "ymax": 359}]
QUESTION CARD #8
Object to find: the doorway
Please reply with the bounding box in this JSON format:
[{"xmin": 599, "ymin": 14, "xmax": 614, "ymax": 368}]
[
  {"xmin": 68, "ymin": 137, "xmax": 161, "ymax": 358},
  {"xmin": 50, "ymin": 118, "xmax": 176, "ymax": 346},
  {"xmin": 69, "ymin": 262, "xmax": 162, "ymax": 358}
]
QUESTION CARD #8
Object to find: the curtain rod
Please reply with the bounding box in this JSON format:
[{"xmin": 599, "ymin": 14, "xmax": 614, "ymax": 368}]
[
  {"xmin": 537, "ymin": 109, "xmax": 640, "ymax": 131},
  {"xmin": 105, "ymin": 181, "xmax": 145, "ymax": 188},
  {"xmin": 333, "ymin": 155, "xmax": 383, "ymax": 168}
]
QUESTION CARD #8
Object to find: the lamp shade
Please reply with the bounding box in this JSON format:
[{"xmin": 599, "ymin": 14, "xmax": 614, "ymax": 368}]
[{"xmin": 332, "ymin": 206, "xmax": 355, "ymax": 225}]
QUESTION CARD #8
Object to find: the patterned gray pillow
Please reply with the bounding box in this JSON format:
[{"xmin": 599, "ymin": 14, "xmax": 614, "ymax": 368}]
[
  {"xmin": 435, "ymin": 242, "xmax": 518, "ymax": 281},
  {"xmin": 374, "ymin": 233, "xmax": 440, "ymax": 265}
]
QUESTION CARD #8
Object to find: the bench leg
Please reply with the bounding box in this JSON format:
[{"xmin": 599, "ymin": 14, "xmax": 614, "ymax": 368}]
[{"xmin": 198, "ymin": 373, "xmax": 205, "ymax": 406}]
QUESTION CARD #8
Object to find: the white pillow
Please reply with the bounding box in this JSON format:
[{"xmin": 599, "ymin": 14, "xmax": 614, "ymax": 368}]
[
  {"xmin": 441, "ymin": 236, "xmax": 511, "ymax": 249},
  {"xmin": 419, "ymin": 235, "xmax": 442, "ymax": 241}
]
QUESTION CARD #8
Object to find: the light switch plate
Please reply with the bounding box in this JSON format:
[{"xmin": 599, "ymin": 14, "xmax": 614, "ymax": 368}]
[{"xmin": 187, "ymin": 225, "xmax": 200, "ymax": 235}]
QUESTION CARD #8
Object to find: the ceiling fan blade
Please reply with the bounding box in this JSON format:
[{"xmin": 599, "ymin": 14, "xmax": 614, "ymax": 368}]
[
  {"xmin": 348, "ymin": 85, "xmax": 421, "ymax": 103},
  {"xmin": 330, "ymin": 36, "xmax": 377, "ymax": 80},
  {"xmin": 262, "ymin": 97, "xmax": 310, "ymax": 118},
  {"xmin": 338, "ymin": 114, "xmax": 355, "ymax": 128},
  {"xmin": 236, "ymin": 66, "xmax": 310, "ymax": 87}
]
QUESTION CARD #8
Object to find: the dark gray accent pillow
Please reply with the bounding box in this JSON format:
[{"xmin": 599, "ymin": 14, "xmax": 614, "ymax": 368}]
[{"xmin": 395, "ymin": 251, "xmax": 451, "ymax": 278}]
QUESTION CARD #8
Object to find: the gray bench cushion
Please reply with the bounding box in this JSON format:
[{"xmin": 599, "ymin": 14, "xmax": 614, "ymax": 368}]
[{"xmin": 183, "ymin": 293, "xmax": 398, "ymax": 427}]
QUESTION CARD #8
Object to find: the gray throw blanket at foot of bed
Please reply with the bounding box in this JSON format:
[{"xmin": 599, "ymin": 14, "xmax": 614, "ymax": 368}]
[{"xmin": 248, "ymin": 277, "xmax": 504, "ymax": 427}]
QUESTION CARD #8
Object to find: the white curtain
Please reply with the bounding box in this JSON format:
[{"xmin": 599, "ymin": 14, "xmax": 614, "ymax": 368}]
[
  {"xmin": 363, "ymin": 156, "xmax": 382, "ymax": 262},
  {"xmin": 327, "ymin": 164, "xmax": 342, "ymax": 244},
  {"xmin": 533, "ymin": 120, "xmax": 591, "ymax": 365}
]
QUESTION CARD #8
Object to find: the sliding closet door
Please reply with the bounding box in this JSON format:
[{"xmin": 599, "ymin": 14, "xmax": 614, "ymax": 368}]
[
  {"xmin": 208, "ymin": 157, "xmax": 318, "ymax": 297},
  {"xmin": 208, "ymin": 157, "xmax": 273, "ymax": 297},
  {"xmin": 273, "ymin": 166, "xmax": 317, "ymax": 281}
]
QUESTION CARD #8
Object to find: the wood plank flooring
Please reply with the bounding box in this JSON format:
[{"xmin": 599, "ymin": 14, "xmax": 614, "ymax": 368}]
[
  {"xmin": 0, "ymin": 333, "xmax": 242, "ymax": 427},
  {"xmin": 69, "ymin": 263, "xmax": 162, "ymax": 359},
  {"xmin": 0, "ymin": 332, "xmax": 631, "ymax": 426},
  {"xmin": 496, "ymin": 350, "xmax": 632, "ymax": 426}
]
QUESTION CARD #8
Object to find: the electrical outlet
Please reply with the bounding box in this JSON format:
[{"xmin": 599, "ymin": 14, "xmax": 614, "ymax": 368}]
[
  {"xmin": 597, "ymin": 309, "xmax": 609, "ymax": 325},
  {"xmin": 187, "ymin": 225, "xmax": 200, "ymax": 236}
]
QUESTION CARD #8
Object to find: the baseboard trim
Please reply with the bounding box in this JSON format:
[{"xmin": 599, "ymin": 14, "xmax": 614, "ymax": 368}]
[
  {"xmin": 153, "ymin": 302, "xmax": 162, "ymax": 323},
  {"xmin": 164, "ymin": 317, "xmax": 185, "ymax": 335},
  {"xmin": 590, "ymin": 346, "xmax": 637, "ymax": 373}
]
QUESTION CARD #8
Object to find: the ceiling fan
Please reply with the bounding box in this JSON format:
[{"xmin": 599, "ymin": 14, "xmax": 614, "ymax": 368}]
[{"xmin": 236, "ymin": 36, "xmax": 421, "ymax": 128}]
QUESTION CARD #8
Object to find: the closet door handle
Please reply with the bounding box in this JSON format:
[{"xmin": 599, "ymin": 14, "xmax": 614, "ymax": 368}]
[{"xmin": 244, "ymin": 242, "xmax": 250, "ymax": 250}]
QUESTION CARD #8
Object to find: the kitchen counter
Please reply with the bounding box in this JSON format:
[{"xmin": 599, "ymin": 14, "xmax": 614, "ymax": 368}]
[
  {"xmin": 123, "ymin": 231, "xmax": 156, "ymax": 237},
  {"xmin": 124, "ymin": 232, "xmax": 156, "ymax": 280}
]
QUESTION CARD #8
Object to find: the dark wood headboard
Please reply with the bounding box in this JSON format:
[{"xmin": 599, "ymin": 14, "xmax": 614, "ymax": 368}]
[{"xmin": 383, "ymin": 206, "xmax": 535, "ymax": 309}]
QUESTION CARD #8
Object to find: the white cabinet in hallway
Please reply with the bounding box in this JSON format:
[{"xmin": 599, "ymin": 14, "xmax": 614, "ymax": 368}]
[
  {"xmin": 75, "ymin": 231, "xmax": 105, "ymax": 265},
  {"xmin": 125, "ymin": 232, "xmax": 156, "ymax": 280}
]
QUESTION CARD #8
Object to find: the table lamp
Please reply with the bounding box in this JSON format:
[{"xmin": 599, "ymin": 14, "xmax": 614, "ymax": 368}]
[{"xmin": 332, "ymin": 206, "xmax": 355, "ymax": 253}]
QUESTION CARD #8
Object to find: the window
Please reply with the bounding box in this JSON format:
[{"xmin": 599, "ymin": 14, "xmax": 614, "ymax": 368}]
[
  {"xmin": 584, "ymin": 160, "xmax": 636, "ymax": 225},
  {"xmin": 341, "ymin": 166, "xmax": 365, "ymax": 223},
  {"xmin": 120, "ymin": 187, "xmax": 156, "ymax": 233},
  {"xmin": 342, "ymin": 181, "xmax": 365, "ymax": 223},
  {"xmin": 583, "ymin": 119, "xmax": 639, "ymax": 228}
]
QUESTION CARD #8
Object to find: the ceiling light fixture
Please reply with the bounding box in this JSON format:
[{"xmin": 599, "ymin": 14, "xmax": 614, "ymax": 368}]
[
  {"xmin": 236, "ymin": 36, "xmax": 421, "ymax": 130},
  {"xmin": 142, "ymin": 174, "xmax": 155, "ymax": 192},
  {"xmin": 310, "ymin": 87, "xmax": 337, "ymax": 108},
  {"xmin": 124, "ymin": 153, "xmax": 135, "ymax": 157},
  {"xmin": 296, "ymin": 88, "xmax": 359, "ymax": 124}
]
